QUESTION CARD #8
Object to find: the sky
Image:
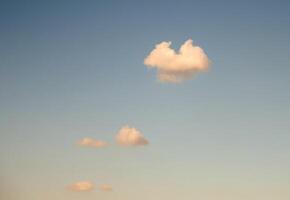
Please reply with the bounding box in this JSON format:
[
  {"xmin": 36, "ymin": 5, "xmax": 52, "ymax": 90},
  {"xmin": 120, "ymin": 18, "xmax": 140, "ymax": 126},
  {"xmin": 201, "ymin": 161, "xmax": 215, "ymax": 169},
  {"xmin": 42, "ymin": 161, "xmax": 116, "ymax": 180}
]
[{"xmin": 1, "ymin": 0, "xmax": 290, "ymax": 199}]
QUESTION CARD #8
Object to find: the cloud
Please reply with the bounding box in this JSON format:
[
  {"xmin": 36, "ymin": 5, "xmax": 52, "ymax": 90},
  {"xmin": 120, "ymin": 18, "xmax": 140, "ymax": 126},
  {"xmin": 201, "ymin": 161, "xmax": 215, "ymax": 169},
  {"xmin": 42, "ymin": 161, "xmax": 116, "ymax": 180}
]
[
  {"xmin": 77, "ymin": 137, "xmax": 107, "ymax": 148},
  {"xmin": 116, "ymin": 126, "xmax": 149, "ymax": 146},
  {"xmin": 99, "ymin": 184, "xmax": 113, "ymax": 191},
  {"xmin": 144, "ymin": 39, "xmax": 210, "ymax": 83},
  {"xmin": 69, "ymin": 181, "xmax": 94, "ymax": 191}
]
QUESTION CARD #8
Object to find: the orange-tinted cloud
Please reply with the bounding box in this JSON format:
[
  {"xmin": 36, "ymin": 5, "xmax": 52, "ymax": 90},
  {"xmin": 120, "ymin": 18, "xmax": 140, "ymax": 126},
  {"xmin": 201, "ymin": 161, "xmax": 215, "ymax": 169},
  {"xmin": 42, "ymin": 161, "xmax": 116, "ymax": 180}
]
[
  {"xmin": 99, "ymin": 184, "xmax": 113, "ymax": 191},
  {"xmin": 69, "ymin": 181, "xmax": 94, "ymax": 191},
  {"xmin": 144, "ymin": 39, "xmax": 210, "ymax": 83},
  {"xmin": 116, "ymin": 126, "xmax": 149, "ymax": 146},
  {"xmin": 77, "ymin": 137, "xmax": 107, "ymax": 148}
]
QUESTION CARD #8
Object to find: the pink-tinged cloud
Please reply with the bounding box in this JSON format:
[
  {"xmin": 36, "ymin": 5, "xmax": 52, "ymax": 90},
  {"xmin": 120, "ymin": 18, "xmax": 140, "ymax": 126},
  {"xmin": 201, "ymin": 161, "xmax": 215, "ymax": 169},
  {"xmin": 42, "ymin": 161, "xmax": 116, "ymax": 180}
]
[
  {"xmin": 99, "ymin": 184, "xmax": 113, "ymax": 191},
  {"xmin": 116, "ymin": 126, "xmax": 149, "ymax": 146},
  {"xmin": 144, "ymin": 39, "xmax": 210, "ymax": 83},
  {"xmin": 69, "ymin": 181, "xmax": 94, "ymax": 191},
  {"xmin": 77, "ymin": 137, "xmax": 107, "ymax": 148}
]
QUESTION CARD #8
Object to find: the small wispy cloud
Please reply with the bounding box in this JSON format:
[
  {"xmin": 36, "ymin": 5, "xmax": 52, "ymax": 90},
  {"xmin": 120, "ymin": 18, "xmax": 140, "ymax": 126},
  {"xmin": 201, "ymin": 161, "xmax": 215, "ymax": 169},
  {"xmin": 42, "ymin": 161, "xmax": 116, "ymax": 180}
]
[
  {"xmin": 144, "ymin": 39, "xmax": 210, "ymax": 83},
  {"xmin": 69, "ymin": 181, "xmax": 94, "ymax": 192},
  {"xmin": 116, "ymin": 126, "xmax": 149, "ymax": 146},
  {"xmin": 77, "ymin": 137, "xmax": 107, "ymax": 148},
  {"xmin": 99, "ymin": 184, "xmax": 113, "ymax": 191}
]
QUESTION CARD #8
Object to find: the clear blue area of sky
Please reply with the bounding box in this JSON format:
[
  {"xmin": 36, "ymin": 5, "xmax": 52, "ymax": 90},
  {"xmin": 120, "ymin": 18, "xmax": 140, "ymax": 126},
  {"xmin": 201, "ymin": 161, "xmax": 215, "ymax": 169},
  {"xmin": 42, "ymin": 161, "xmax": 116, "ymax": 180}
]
[{"xmin": 0, "ymin": 1, "xmax": 290, "ymax": 200}]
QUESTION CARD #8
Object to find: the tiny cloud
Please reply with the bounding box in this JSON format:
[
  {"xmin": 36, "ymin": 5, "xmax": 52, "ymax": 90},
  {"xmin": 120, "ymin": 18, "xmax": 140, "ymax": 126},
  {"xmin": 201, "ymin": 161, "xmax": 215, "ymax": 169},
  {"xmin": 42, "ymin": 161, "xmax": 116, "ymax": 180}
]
[
  {"xmin": 144, "ymin": 39, "xmax": 210, "ymax": 83},
  {"xmin": 99, "ymin": 184, "xmax": 113, "ymax": 191},
  {"xmin": 77, "ymin": 137, "xmax": 107, "ymax": 148},
  {"xmin": 69, "ymin": 181, "xmax": 94, "ymax": 191},
  {"xmin": 116, "ymin": 126, "xmax": 149, "ymax": 146}
]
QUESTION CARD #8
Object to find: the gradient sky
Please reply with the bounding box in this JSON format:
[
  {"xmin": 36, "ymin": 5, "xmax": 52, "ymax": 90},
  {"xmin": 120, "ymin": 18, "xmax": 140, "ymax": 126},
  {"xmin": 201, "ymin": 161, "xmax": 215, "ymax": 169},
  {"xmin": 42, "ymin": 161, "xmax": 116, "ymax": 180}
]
[{"xmin": 1, "ymin": 0, "xmax": 290, "ymax": 199}]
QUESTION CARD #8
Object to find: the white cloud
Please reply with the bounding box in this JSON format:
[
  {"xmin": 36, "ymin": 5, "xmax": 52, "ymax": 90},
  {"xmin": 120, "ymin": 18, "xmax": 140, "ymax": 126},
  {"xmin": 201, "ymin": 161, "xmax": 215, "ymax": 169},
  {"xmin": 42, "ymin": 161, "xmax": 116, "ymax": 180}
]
[
  {"xmin": 99, "ymin": 184, "xmax": 113, "ymax": 191},
  {"xmin": 77, "ymin": 137, "xmax": 107, "ymax": 148},
  {"xmin": 69, "ymin": 181, "xmax": 94, "ymax": 191},
  {"xmin": 116, "ymin": 126, "xmax": 149, "ymax": 146},
  {"xmin": 144, "ymin": 39, "xmax": 210, "ymax": 83}
]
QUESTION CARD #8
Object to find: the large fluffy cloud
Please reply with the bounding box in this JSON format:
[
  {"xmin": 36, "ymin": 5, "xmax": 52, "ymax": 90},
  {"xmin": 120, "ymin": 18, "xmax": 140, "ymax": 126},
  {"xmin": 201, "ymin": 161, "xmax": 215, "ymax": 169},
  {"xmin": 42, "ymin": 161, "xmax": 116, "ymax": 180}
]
[
  {"xmin": 77, "ymin": 137, "xmax": 107, "ymax": 148},
  {"xmin": 144, "ymin": 39, "xmax": 210, "ymax": 83},
  {"xmin": 69, "ymin": 181, "xmax": 94, "ymax": 191},
  {"xmin": 116, "ymin": 126, "xmax": 149, "ymax": 146}
]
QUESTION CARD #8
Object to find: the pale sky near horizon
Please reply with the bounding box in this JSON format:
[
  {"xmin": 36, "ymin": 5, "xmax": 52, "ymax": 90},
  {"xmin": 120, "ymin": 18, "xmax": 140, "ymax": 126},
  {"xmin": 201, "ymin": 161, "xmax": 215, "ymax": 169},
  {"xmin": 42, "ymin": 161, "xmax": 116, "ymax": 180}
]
[{"xmin": 1, "ymin": 0, "xmax": 290, "ymax": 200}]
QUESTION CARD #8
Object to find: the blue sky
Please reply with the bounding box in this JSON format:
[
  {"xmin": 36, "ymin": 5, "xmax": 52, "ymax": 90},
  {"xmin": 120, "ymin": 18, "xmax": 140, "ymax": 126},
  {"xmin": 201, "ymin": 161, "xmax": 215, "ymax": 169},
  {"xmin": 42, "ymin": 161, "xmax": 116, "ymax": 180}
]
[{"xmin": 1, "ymin": 0, "xmax": 290, "ymax": 199}]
